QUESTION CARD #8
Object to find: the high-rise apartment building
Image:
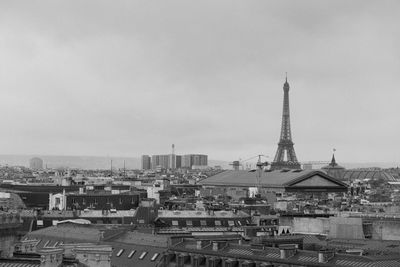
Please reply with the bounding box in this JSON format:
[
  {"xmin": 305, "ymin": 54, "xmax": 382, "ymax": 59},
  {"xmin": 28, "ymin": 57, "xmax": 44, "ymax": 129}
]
[
  {"xmin": 149, "ymin": 151, "xmax": 207, "ymax": 170},
  {"xmin": 182, "ymin": 154, "xmax": 208, "ymax": 169},
  {"xmin": 29, "ymin": 157, "xmax": 44, "ymax": 170},
  {"xmin": 176, "ymin": 155, "xmax": 182, "ymax": 169},
  {"xmin": 151, "ymin": 155, "xmax": 170, "ymax": 169},
  {"xmin": 141, "ymin": 155, "xmax": 151, "ymax": 170},
  {"xmin": 168, "ymin": 154, "xmax": 176, "ymax": 169}
]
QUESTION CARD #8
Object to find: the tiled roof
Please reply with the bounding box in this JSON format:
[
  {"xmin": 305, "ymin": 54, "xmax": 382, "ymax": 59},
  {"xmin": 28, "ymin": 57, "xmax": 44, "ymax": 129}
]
[
  {"xmin": 0, "ymin": 261, "xmax": 40, "ymax": 267},
  {"xmin": 199, "ymin": 170, "xmax": 347, "ymax": 188},
  {"xmin": 327, "ymin": 238, "xmax": 400, "ymax": 255},
  {"xmin": 170, "ymin": 239, "xmax": 400, "ymax": 267},
  {"xmin": 108, "ymin": 231, "xmax": 169, "ymax": 247},
  {"xmin": 106, "ymin": 242, "xmax": 165, "ymax": 267},
  {"xmin": 342, "ymin": 170, "xmax": 396, "ymax": 181}
]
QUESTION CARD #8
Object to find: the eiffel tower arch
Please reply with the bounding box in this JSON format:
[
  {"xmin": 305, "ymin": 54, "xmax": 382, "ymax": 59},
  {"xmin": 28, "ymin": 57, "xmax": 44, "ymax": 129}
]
[{"xmin": 270, "ymin": 76, "xmax": 301, "ymax": 170}]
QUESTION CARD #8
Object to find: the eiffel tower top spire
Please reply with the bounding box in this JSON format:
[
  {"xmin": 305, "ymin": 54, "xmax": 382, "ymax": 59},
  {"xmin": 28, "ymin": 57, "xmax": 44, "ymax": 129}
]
[{"xmin": 271, "ymin": 75, "xmax": 301, "ymax": 170}]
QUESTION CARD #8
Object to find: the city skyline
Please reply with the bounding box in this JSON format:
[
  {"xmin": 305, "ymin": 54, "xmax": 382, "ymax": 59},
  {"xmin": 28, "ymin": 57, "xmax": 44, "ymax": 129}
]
[{"xmin": 0, "ymin": 1, "xmax": 399, "ymax": 164}]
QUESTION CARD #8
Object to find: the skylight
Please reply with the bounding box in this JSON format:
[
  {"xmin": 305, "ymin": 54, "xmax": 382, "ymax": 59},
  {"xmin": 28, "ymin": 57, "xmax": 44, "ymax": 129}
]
[
  {"xmin": 128, "ymin": 250, "xmax": 136, "ymax": 258},
  {"xmin": 151, "ymin": 253, "xmax": 159, "ymax": 261},
  {"xmin": 139, "ymin": 252, "xmax": 147, "ymax": 260},
  {"xmin": 116, "ymin": 249, "xmax": 124, "ymax": 257}
]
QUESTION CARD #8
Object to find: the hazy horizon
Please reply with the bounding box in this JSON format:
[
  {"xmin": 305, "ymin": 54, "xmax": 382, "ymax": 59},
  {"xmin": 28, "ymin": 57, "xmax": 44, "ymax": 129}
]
[{"xmin": 0, "ymin": 154, "xmax": 398, "ymax": 170}]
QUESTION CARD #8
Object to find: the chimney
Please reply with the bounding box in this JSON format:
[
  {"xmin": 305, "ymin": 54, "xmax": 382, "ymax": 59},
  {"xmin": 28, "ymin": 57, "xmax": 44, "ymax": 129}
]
[
  {"xmin": 279, "ymin": 244, "xmax": 297, "ymax": 259},
  {"xmin": 39, "ymin": 248, "xmax": 64, "ymax": 267},
  {"xmin": 212, "ymin": 242, "xmax": 219, "ymax": 251},
  {"xmin": 196, "ymin": 240, "xmax": 203, "ymax": 250},
  {"xmin": 318, "ymin": 249, "xmax": 334, "ymax": 263}
]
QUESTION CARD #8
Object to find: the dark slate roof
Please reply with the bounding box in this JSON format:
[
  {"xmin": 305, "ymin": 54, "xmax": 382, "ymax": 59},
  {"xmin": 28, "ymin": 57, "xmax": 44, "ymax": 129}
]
[
  {"xmin": 0, "ymin": 261, "xmax": 40, "ymax": 267},
  {"xmin": 105, "ymin": 242, "xmax": 166, "ymax": 267},
  {"xmin": 171, "ymin": 239, "xmax": 400, "ymax": 267},
  {"xmin": 199, "ymin": 169, "xmax": 348, "ymax": 188},
  {"xmin": 25, "ymin": 223, "xmax": 128, "ymax": 244},
  {"xmin": 327, "ymin": 238, "xmax": 400, "ymax": 255}
]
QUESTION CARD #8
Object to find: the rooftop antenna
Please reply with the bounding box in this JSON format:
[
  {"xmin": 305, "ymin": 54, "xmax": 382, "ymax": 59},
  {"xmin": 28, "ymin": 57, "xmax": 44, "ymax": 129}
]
[
  {"xmin": 123, "ymin": 160, "xmax": 126, "ymax": 178},
  {"xmin": 110, "ymin": 159, "xmax": 113, "ymax": 178}
]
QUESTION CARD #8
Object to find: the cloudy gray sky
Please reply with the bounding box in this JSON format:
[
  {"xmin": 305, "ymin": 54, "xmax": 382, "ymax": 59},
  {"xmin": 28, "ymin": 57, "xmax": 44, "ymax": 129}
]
[{"xmin": 0, "ymin": 0, "xmax": 399, "ymax": 164}]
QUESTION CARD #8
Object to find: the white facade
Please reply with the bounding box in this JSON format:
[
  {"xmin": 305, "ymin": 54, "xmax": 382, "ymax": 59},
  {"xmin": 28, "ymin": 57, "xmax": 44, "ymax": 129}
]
[{"xmin": 49, "ymin": 192, "xmax": 66, "ymax": 210}]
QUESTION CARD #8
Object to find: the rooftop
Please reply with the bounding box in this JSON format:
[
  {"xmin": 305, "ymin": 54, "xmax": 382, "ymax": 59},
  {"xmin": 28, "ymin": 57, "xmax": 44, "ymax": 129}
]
[
  {"xmin": 199, "ymin": 169, "xmax": 348, "ymax": 190},
  {"xmin": 342, "ymin": 170, "xmax": 397, "ymax": 182},
  {"xmin": 171, "ymin": 239, "xmax": 400, "ymax": 267}
]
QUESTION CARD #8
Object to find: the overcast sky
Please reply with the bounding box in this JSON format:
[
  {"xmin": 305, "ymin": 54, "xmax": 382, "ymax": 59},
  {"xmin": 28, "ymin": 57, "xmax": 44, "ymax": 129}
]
[{"xmin": 0, "ymin": 0, "xmax": 399, "ymax": 164}]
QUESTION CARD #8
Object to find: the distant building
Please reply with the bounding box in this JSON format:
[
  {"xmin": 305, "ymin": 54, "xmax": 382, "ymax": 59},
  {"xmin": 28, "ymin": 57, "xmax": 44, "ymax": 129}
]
[
  {"xmin": 29, "ymin": 157, "xmax": 43, "ymax": 170},
  {"xmin": 141, "ymin": 155, "xmax": 151, "ymax": 170},
  {"xmin": 168, "ymin": 154, "xmax": 176, "ymax": 169},
  {"xmin": 151, "ymin": 155, "xmax": 170, "ymax": 169},
  {"xmin": 182, "ymin": 154, "xmax": 208, "ymax": 169},
  {"xmin": 176, "ymin": 155, "xmax": 182, "ymax": 169},
  {"xmin": 321, "ymin": 153, "xmax": 346, "ymax": 180},
  {"xmin": 150, "ymin": 153, "xmax": 207, "ymax": 169}
]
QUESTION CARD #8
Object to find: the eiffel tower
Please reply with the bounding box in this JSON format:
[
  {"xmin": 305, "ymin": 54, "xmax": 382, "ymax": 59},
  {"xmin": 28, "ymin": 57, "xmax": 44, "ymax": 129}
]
[{"xmin": 270, "ymin": 76, "xmax": 301, "ymax": 170}]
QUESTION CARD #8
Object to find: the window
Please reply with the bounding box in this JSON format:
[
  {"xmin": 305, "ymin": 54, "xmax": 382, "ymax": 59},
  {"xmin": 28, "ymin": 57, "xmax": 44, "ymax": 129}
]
[
  {"xmin": 215, "ymin": 220, "xmax": 221, "ymax": 226},
  {"xmin": 237, "ymin": 220, "xmax": 242, "ymax": 226},
  {"xmin": 186, "ymin": 220, "xmax": 193, "ymax": 226},
  {"xmin": 151, "ymin": 253, "xmax": 159, "ymax": 261},
  {"xmin": 128, "ymin": 250, "xmax": 136, "ymax": 258},
  {"xmin": 119, "ymin": 198, "xmax": 122, "ymax": 204},
  {"xmin": 139, "ymin": 252, "xmax": 147, "ymax": 260},
  {"xmin": 43, "ymin": 240, "xmax": 50, "ymax": 247},
  {"xmin": 200, "ymin": 220, "xmax": 207, "ymax": 226},
  {"xmin": 228, "ymin": 220, "xmax": 235, "ymax": 226},
  {"xmin": 172, "ymin": 220, "xmax": 179, "ymax": 226},
  {"xmin": 116, "ymin": 249, "xmax": 124, "ymax": 257},
  {"xmin": 94, "ymin": 198, "xmax": 98, "ymax": 204}
]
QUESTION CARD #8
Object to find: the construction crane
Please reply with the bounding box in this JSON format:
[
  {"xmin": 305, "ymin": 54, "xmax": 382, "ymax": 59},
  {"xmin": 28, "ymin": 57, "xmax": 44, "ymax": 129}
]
[
  {"xmin": 300, "ymin": 161, "xmax": 330, "ymax": 170},
  {"xmin": 229, "ymin": 155, "xmax": 269, "ymax": 171}
]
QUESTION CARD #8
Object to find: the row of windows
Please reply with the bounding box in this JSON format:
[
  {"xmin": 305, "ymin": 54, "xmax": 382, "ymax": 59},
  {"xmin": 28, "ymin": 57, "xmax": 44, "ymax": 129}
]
[
  {"xmin": 71, "ymin": 198, "xmax": 136, "ymax": 204},
  {"xmin": 170, "ymin": 220, "xmax": 246, "ymax": 227},
  {"xmin": 115, "ymin": 249, "xmax": 159, "ymax": 261}
]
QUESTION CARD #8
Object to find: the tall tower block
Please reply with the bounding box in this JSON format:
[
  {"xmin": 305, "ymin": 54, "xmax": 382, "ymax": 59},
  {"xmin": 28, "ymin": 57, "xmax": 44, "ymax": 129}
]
[{"xmin": 270, "ymin": 76, "xmax": 301, "ymax": 170}]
